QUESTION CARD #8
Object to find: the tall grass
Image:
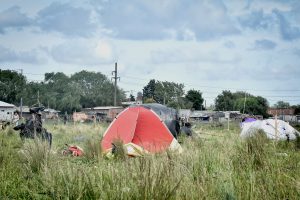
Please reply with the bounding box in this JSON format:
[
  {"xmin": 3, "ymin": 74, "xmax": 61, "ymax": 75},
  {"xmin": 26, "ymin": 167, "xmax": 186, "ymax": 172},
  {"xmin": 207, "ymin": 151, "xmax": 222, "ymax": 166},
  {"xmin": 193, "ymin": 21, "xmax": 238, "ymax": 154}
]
[
  {"xmin": 231, "ymin": 129, "xmax": 300, "ymax": 199},
  {"xmin": 19, "ymin": 139, "xmax": 51, "ymax": 174},
  {"xmin": 0, "ymin": 121, "xmax": 299, "ymax": 199},
  {"xmin": 83, "ymin": 138, "xmax": 103, "ymax": 161}
]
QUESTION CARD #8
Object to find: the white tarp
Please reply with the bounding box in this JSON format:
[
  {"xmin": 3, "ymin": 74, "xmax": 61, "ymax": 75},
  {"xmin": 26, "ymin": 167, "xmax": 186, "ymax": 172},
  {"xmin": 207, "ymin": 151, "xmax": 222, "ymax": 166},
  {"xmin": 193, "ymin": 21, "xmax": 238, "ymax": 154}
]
[{"xmin": 241, "ymin": 119, "xmax": 299, "ymax": 140}]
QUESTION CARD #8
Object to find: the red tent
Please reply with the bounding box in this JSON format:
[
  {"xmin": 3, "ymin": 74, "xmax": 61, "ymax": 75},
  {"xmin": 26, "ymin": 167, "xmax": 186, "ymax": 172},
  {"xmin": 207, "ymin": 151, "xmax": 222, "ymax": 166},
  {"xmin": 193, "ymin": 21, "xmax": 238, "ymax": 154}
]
[{"xmin": 101, "ymin": 106, "xmax": 182, "ymax": 156}]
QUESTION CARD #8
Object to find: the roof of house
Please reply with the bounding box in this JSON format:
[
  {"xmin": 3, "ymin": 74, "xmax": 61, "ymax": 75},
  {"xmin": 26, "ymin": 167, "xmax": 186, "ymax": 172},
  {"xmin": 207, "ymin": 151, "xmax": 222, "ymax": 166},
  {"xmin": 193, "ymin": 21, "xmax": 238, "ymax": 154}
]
[
  {"xmin": 93, "ymin": 106, "xmax": 123, "ymax": 110},
  {"xmin": 44, "ymin": 108, "xmax": 60, "ymax": 113},
  {"xmin": 0, "ymin": 100, "xmax": 15, "ymax": 108},
  {"xmin": 16, "ymin": 106, "xmax": 30, "ymax": 113},
  {"xmin": 121, "ymin": 101, "xmax": 142, "ymax": 106},
  {"xmin": 190, "ymin": 111, "xmax": 217, "ymax": 118}
]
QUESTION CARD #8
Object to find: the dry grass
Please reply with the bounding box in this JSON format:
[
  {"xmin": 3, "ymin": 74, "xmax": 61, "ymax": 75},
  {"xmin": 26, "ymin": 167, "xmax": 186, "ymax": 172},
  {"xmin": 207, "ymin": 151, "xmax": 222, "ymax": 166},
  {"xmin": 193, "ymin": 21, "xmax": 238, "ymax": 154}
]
[{"xmin": 0, "ymin": 121, "xmax": 299, "ymax": 199}]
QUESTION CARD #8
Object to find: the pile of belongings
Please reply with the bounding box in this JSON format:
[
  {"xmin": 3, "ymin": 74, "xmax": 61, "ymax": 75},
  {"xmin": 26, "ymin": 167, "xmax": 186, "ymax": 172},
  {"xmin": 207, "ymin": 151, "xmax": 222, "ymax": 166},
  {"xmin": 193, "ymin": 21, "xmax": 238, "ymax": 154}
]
[
  {"xmin": 241, "ymin": 118, "xmax": 299, "ymax": 140},
  {"xmin": 62, "ymin": 144, "xmax": 84, "ymax": 156}
]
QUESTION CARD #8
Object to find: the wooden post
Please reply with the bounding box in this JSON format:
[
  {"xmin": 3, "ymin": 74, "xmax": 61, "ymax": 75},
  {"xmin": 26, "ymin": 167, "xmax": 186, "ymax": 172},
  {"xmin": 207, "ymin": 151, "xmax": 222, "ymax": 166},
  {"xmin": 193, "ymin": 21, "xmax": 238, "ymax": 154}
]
[
  {"xmin": 227, "ymin": 116, "xmax": 230, "ymax": 131},
  {"xmin": 225, "ymin": 112, "xmax": 230, "ymax": 131}
]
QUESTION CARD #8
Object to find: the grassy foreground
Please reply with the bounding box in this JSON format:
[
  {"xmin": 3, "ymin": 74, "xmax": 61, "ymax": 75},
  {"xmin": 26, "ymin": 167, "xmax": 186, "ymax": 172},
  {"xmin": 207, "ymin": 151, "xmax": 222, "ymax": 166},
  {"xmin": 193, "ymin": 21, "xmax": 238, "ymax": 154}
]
[{"xmin": 0, "ymin": 122, "xmax": 299, "ymax": 199}]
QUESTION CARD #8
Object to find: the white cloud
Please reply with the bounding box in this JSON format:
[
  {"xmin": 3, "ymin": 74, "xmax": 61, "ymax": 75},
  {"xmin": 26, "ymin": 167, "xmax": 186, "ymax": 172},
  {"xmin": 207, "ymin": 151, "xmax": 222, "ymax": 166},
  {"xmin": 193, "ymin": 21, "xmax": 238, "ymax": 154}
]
[
  {"xmin": 0, "ymin": 0, "xmax": 300, "ymax": 106},
  {"xmin": 50, "ymin": 39, "xmax": 116, "ymax": 65},
  {"xmin": 0, "ymin": 6, "xmax": 32, "ymax": 33},
  {"xmin": 98, "ymin": 0, "xmax": 239, "ymax": 40}
]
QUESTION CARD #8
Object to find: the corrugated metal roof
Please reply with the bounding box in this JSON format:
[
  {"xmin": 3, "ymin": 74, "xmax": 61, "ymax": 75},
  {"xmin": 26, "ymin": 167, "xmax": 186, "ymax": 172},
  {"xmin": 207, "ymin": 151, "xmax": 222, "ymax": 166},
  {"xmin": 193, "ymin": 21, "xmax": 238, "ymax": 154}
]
[
  {"xmin": 44, "ymin": 108, "xmax": 60, "ymax": 113},
  {"xmin": 0, "ymin": 100, "xmax": 15, "ymax": 108},
  {"xmin": 16, "ymin": 106, "xmax": 30, "ymax": 112},
  {"xmin": 93, "ymin": 106, "xmax": 123, "ymax": 110}
]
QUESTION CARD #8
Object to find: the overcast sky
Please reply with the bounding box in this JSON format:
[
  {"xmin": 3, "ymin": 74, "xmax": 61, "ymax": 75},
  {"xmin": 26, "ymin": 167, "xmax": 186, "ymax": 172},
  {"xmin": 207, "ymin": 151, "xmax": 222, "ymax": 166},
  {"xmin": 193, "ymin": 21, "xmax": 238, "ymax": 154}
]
[{"xmin": 1, "ymin": 0, "xmax": 300, "ymax": 106}]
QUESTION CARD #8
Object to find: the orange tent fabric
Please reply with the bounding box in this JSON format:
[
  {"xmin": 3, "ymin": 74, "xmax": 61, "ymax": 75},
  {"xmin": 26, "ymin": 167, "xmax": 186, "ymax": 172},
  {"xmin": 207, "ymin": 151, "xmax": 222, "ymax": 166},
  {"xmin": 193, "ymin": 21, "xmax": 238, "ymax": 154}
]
[{"xmin": 101, "ymin": 106, "xmax": 182, "ymax": 156}]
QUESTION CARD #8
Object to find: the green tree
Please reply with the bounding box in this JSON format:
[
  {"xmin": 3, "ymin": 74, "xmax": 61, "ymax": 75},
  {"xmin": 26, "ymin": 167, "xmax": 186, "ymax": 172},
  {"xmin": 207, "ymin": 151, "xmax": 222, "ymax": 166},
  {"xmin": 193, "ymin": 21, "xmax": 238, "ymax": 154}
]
[
  {"xmin": 22, "ymin": 81, "xmax": 46, "ymax": 107},
  {"xmin": 274, "ymin": 101, "xmax": 290, "ymax": 108},
  {"xmin": 167, "ymin": 96, "xmax": 193, "ymax": 109},
  {"xmin": 215, "ymin": 90, "xmax": 269, "ymax": 117},
  {"xmin": 43, "ymin": 72, "xmax": 81, "ymax": 112},
  {"xmin": 0, "ymin": 70, "xmax": 26, "ymax": 105},
  {"xmin": 143, "ymin": 79, "xmax": 185, "ymax": 105},
  {"xmin": 185, "ymin": 90, "xmax": 204, "ymax": 110},
  {"xmin": 71, "ymin": 70, "xmax": 125, "ymax": 107},
  {"xmin": 291, "ymin": 104, "xmax": 300, "ymax": 115},
  {"xmin": 143, "ymin": 79, "xmax": 156, "ymax": 101},
  {"xmin": 215, "ymin": 90, "xmax": 235, "ymax": 111},
  {"xmin": 130, "ymin": 94, "xmax": 135, "ymax": 101},
  {"xmin": 154, "ymin": 81, "xmax": 184, "ymax": 104}
]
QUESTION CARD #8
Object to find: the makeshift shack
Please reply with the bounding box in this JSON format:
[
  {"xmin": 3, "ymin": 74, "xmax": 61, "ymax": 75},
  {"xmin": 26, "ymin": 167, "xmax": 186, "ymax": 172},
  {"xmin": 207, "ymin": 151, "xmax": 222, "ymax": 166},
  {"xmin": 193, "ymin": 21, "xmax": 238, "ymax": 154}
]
[
  {"xmin": 0, "ymin": 100, "xmax": 15, "ymax": 123},
  {"xmin": 73, "ymin": 112, "xmax": 88, "ymax": 122}
]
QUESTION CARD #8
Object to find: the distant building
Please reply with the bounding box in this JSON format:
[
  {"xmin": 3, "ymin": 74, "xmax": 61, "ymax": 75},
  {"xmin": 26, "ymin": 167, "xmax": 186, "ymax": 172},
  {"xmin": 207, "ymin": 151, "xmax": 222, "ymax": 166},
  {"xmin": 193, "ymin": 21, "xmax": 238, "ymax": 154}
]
[
  {"xmin": 0, "ymin": 101, "xmax": 16, "ymax": 122},
  {"xmin": 83, "ymin": 106, "xmax": 124, "ymax": 122},
  {"xmin": 190, "ymin": 111, "xmax": 211, "ymax": 121},
  {"xmin": 268, "ymin": 108, "xmax": 297, "ymax": 122},
  {"xmin": 16, "ymin": 106, "xmax": 31, "ymax": 119},
  {"xmin": 297, "ymin": 115, "xmax": 300, "ymax": 122},
  {"xmin": 73, "ymin": 112, "xmax": 88, "ymax": 122},
  {"xmin": 43, "ymin": 108, "xmax": 60, "ymax": 119},
  {"xmin": 178, "ymin": 109, "xmax": 243, "ymax": 123},
  {"xmin": 267, "ymin": 108, "xmax": 295, "ymax": 116},
  {"xmin": 178, "ymin": 109, "xmax": 192, "ymax": 119}
]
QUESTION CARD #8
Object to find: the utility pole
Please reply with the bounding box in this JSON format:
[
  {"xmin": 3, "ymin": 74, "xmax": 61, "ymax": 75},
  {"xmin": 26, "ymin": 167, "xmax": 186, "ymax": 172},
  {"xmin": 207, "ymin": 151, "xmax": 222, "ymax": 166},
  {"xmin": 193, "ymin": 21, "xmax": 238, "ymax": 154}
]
[
  {"xmin": 17, "ymin": 69, "xmax": 24, "ymax": 118},
  {"xmin": 20, "ymin": 97, "xmax": 23, "ymax": 118},
  {"xmin": 112, "ymin": 62, "xmax": 120, "ymax": 106},
  {"xmin": 37, "ymin": 90, "xmax": 40, "ymax": 107}
]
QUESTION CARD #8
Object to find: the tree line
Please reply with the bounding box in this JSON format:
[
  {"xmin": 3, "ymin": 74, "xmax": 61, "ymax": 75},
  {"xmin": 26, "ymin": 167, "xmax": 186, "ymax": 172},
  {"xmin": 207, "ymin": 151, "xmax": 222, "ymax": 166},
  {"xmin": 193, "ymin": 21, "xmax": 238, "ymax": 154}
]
[
  {"xmin": 142, "ymin": 79, "xmax": 204, "ymax": 110},
  {"xmin": 0, "ymin": 69, "xmax": 125, "ymax": 113},
  {"xmin": 2, "ymin": 69, "xmax": 298, "ymax": 117},
  {"xmin": 142, "ymin": 79, "xmax": 273, "ymax": 117}
]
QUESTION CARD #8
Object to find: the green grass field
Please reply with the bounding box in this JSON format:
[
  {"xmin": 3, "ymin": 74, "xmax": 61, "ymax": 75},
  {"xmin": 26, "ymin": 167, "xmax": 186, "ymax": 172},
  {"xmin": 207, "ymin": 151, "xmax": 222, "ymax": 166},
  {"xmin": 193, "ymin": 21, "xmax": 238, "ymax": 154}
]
[{"xmin": 0, "ymin": 122, "xmax": 299, "ymax": 199}]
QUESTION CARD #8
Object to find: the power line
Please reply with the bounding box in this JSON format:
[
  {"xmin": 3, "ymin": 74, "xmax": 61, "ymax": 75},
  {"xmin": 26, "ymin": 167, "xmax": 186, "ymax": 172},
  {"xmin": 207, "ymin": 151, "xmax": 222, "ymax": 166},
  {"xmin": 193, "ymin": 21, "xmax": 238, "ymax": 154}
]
[
  {"xmin": 120, "ymin": 75, "xmax": 300, "ymax": 92},
  {"xmin": 9, "ymin": 68, "xmax": 300, "ymax": 93},
  {"xmin": 203, "ymin": 96, "xmax": 300, "ymax": 98},
  {"xmin": 23, "ymin": 72, "xmax": 44, "ymax": 76}
]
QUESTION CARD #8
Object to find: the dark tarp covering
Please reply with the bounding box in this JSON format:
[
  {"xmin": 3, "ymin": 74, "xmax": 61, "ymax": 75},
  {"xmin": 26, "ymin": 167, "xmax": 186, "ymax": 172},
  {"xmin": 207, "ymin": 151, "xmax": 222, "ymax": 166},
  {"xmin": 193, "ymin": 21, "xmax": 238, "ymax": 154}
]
[{"xmin": 131, "ymin": 103, "xmax": 180, "ymax": 138}]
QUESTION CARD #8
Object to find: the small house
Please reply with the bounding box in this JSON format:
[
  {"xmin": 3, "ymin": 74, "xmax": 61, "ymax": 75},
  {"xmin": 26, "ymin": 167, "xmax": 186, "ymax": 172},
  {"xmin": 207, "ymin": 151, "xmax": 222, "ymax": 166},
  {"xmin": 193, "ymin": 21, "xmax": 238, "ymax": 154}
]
[
  {"xmin": 0, "ymin": 100, "xmax": 16, "ymax": 122},
  {"xmin": 267, "ymin": 108, "xmax": 296, "ymax": 122},
  {"xmin": 73, "ymin": 112, "xmax": 88, "ymax": 122},
  {"xmin": 179, "ymin": 109, "xmax": 192, "ymax": 120},
  {"xmin": 16, "ymin": 106, "xmax": 31, "ymax": 119},
  {"xmin": 43, "ymin": 108, "xmax": 60, "ymax": 119}
]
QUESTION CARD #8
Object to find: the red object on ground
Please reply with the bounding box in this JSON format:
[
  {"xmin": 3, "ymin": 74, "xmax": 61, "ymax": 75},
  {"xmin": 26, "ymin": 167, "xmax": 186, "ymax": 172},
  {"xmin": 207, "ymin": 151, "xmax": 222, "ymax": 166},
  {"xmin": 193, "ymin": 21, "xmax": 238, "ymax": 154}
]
[
  {"xmin": 101, "ymin": 106, "xmax": 178, "ymax": 155},
  {"xmin": 63, "ymin": 145, "xmax": 84, "ymax": 156}
]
